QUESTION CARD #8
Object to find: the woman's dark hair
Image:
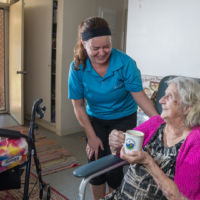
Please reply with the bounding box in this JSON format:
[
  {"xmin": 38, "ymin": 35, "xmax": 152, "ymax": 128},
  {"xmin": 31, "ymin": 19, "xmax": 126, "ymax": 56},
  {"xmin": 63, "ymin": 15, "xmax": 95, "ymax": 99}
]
[{"xmin": 73, "ymin": 17, "xmax": 111, "ymax": 70}]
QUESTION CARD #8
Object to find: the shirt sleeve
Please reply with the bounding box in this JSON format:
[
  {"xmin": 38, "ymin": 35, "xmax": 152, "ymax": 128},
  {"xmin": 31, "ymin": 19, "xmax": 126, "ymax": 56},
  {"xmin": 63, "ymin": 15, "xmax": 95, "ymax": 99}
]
[
  {"xmin": 122, "ymin": 59, "xmax": 143, "ymax": 92},
  {"xmin": 68, "ymin": 62, "xmax": 84, "ymax": 99}
]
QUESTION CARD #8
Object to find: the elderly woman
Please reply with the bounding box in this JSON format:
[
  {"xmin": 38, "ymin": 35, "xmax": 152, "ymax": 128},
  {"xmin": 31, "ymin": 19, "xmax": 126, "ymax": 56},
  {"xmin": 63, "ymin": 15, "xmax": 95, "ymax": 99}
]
[{"xmin": 107, "ymin": 77, "xmax": 200, "ymax": 200}]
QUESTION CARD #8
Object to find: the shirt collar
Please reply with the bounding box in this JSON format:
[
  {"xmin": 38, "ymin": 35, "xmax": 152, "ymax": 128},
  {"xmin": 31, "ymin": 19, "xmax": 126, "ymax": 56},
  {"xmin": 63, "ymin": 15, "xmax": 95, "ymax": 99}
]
[{"xmin": 108, "ymin": 48, "xmax": 123, "ymax": 71}]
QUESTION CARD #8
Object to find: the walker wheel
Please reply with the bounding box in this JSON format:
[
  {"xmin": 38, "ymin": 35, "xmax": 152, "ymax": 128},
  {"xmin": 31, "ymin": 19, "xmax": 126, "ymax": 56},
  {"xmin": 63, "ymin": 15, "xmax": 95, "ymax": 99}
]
[{"xmin": 42, "ymin": 184, "xmax": 51, "ymax": 200}]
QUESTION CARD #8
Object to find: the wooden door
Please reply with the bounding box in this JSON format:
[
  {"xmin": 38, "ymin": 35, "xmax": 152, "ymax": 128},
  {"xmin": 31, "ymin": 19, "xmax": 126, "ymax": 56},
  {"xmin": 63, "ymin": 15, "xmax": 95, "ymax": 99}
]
[
  {"xmin": 9, "ymin": 0, "xmax": 24, "ymax": 125},
  {"xmin": 24, "ymin": 0, "xmax": 53, "ymax": 122}
]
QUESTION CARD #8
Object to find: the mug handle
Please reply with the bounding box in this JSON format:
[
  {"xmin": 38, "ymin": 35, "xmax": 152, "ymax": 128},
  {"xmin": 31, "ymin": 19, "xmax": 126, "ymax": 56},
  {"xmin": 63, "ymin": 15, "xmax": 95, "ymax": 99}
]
[{"xmin": 122, "ymin": 132, "xmax": 126, "ymax": 145}]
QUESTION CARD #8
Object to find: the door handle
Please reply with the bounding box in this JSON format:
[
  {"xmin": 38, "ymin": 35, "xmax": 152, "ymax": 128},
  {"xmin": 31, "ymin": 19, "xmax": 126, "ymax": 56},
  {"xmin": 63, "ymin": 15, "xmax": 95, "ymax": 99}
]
[{"xmin": 16, "ymin": 70, "xmax": 27, "ymax": 74}]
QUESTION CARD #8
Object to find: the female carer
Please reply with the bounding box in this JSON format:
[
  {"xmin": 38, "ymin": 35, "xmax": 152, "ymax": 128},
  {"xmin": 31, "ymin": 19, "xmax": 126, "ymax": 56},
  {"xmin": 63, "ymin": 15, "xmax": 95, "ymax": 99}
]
[{"xmin": 68, "ymin": 16, "xmax": 158, "ymax": 200}]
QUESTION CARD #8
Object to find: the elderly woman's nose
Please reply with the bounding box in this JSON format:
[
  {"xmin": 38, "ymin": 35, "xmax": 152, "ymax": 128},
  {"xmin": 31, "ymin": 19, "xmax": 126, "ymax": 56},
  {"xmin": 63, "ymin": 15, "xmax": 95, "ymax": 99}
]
[{"xmin": 159, "ymin": 96, "xmax": 165, "ymax": 104}]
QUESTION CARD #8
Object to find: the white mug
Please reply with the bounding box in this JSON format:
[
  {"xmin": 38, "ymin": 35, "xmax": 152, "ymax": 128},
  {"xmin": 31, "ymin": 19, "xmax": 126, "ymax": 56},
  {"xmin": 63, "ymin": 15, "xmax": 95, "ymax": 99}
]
[{"xmin": 123, "ymin": 130, "xmax": 144, "ymax": 154}]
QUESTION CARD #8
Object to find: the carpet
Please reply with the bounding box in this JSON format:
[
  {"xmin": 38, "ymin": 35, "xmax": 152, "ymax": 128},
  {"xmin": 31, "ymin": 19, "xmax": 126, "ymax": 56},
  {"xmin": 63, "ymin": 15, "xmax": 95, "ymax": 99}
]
[
  {"xmin": 0, "ymin": 171, "xmax": 69, "ymax": 200},
  {"xmin": 32, "ymin": 135, "xmax": 81, "ymax": 176},
  {"xmin": 4, "ymin": 125, "xmax": 81, "ymax": 176}
]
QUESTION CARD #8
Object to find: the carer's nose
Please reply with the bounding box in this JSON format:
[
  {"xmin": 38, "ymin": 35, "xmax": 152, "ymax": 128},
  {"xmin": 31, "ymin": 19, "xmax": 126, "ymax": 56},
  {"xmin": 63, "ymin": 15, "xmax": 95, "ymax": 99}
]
[{"xmin": 98, "ymin": 48, "xmax": 105, "ymax": 56}]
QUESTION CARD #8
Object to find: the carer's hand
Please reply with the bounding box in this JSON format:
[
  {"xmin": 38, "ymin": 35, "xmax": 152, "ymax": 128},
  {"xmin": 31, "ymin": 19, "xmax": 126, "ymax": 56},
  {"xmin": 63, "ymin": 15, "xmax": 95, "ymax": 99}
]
[
  {"xmin": 86, "ymin": 135, "xmax": 104, "ymax": 160},
  {"xmin": 120, "ymin": 146, "xmax": 151, "ymax": 166},
  {"xmin": 109, "ymin": 129, "xmax": 125, "ymax": 155}
]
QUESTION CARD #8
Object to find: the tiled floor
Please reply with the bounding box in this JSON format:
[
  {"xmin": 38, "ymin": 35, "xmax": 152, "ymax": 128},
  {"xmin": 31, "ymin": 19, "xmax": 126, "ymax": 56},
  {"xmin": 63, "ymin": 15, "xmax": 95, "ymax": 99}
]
[
  {"xmin": 0, "ymin": 114, "xmax": 93, "ymax": 200},
  {"xmin": 0, "ymin": 114, "xmax": 19, "ymax": 128}
]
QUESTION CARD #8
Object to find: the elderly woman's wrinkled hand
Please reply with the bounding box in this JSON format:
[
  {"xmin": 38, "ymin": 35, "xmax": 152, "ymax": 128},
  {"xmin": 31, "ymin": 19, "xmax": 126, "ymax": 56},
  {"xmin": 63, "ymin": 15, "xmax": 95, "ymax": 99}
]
[
  {"xmin": 109, "ymin": 129, "xmax": 125, "ymax": 155},
  {"xmin": 120, "ymin": 146, "xmax": 151, "ymax": 166}
]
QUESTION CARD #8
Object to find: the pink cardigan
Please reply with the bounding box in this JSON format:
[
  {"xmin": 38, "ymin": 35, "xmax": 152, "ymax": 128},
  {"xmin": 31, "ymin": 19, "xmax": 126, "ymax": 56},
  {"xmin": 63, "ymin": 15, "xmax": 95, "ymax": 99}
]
[{"xmin": 134, "ymin": 115, "xmax": 200, "ymax": 200}]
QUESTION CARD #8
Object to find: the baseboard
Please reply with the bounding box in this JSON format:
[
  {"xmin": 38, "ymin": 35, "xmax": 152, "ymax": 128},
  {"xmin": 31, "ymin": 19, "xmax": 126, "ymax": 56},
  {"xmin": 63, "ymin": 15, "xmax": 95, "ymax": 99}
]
[
  {"xmin": 56, "ymin": 126, "xmax": 83, "ymax": 136},
  {"xmin": 24, "ymin": 114, "xmax": 83, "ymax": 136},
  {"xmin": 25, "ymin": 114, "xmax": 56, "ymax": 133}
]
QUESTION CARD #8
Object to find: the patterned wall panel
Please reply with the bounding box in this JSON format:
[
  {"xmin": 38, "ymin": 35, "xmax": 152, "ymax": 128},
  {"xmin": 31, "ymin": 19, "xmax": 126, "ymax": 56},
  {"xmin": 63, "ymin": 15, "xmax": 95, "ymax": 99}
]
[
  {"xmin": 138, "ymin": 74, "xmax": 163, "ymax": 113},
  {"xmin": 142, "ymin": 74, "xmax": 162, "ymax": 99}
]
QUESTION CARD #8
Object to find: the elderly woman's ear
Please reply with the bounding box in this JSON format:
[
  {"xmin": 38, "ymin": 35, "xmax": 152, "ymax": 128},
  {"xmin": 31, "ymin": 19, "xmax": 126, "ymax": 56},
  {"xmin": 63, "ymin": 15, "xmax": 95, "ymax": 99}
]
[
  {"xmin": 109, "ymin": 129, "xmax": 125, "ymax": 155},
  {"xmin": 183, "ymin": 105, "xmax": 191, "ymax": 116}
]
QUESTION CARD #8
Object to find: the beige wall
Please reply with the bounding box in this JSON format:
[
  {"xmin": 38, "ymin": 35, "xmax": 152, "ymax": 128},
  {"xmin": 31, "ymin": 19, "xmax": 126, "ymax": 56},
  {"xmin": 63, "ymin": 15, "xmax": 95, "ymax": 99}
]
[
  {"xmin": 96, "ymin": 0, "xmax": 128, "ymax": 51},
  {"xmin": 127, "ymin": 0, "xmax": 200, "ymax": 78},
  {"xmin": 56, "ymin": 0, "xmax": 97, "ymax": 135}
]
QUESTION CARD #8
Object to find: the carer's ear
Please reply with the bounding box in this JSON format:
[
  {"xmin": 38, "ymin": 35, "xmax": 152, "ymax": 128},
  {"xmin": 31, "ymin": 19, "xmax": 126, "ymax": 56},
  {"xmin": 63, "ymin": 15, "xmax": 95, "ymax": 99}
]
[{"xmin": 81, "ymin": 40, "xmax": 86, "ymax": 49}]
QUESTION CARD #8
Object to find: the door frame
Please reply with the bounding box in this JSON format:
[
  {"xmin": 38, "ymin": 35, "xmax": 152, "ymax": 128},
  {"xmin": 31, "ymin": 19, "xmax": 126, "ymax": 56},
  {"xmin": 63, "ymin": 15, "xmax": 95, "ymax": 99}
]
[
  {"xmin": 0, "ymin": 7, "xmax": 9, "ymax": 114},
  {"xmin": 9, "ymin": 0, "xmax": 24, "ymax": 124}
]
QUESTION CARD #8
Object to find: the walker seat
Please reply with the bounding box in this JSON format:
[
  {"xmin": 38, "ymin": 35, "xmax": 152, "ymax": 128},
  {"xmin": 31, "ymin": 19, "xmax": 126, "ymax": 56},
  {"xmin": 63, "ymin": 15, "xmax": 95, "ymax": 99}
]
[{"xmin": 0, "ymin": 137, "xmax": 28, "ymax": 174}]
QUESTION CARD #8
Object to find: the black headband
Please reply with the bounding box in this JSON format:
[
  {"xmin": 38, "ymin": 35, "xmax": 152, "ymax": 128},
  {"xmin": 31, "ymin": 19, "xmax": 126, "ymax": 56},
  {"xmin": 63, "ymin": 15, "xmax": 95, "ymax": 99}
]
[{"xmin": 81, "ymin": 27, "xmax": 111, "ymax": 41}]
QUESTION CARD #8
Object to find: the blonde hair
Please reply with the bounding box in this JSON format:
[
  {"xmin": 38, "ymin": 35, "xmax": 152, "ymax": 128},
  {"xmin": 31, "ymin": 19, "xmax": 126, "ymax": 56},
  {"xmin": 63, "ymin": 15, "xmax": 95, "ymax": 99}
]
[{"xmin": 167, "ymin": 77, "xmax": 200, "ymax": 128}]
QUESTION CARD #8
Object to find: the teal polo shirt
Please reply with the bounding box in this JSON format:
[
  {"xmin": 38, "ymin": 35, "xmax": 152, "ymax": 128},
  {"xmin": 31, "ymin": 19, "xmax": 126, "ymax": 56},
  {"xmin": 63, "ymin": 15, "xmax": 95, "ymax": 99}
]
[{"xmin": 68, "ymin": 48, "xmax": 143, "ymax": 120}]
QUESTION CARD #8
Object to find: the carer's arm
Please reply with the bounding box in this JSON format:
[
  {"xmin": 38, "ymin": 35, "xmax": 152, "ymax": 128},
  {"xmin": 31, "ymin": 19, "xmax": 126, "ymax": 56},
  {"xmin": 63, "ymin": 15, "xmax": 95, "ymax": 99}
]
[
  {"xmin": 71, "ymin": 99, "xmax": 104, "ymax": 160},
  {"xmin": 131, "ymin": 91, "xmax": 158, "ymax": 117}
]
